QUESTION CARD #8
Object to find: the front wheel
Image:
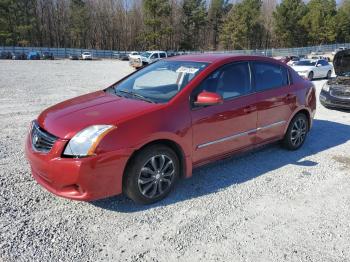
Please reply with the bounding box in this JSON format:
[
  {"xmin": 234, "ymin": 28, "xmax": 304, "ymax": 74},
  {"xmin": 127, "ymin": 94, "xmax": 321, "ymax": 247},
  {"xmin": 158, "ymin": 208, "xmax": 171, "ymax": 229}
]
[
  {"xmin": 326, "ymin": 70, "xmax": 332, "ymax": 79},
  {"xmin": 282, "ymin": 113, "xmax": 309, "ymax": 150},
  {"xmin": 308, "ymin": 71, "xmax": 314, "ymax": 81},
  {"xmin": 123, "ymin": 145, "xmax": 180, "ymax": 204}
]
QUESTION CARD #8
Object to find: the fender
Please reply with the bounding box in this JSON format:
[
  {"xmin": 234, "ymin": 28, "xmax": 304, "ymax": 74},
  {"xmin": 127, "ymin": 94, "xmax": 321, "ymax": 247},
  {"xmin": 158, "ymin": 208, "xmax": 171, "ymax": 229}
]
[
  {"xmin": 283, "ymin": 106, "xmax": 313, "ymax": 135},
  {"xmin": 132, "ymin": 131, "xmax": 193, "ymax": 178}
]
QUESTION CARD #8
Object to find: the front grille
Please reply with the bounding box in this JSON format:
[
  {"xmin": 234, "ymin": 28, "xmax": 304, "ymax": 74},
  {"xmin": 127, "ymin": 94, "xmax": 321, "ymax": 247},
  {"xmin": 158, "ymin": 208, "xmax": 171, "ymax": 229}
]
[
  {"xmin": 330, "ymin": 87, "xmax": 350, "ymax": 99},
  {"xmin": 31, "ymin": 122, "xmax": 57, "ymax": 153}
]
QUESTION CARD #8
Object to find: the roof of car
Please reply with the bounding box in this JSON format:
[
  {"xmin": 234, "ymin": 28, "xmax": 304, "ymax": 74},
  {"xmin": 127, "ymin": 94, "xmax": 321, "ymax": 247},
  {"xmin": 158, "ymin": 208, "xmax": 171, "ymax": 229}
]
[{"xmin": 167, "ymin": 54, "xmax": 280, "ymax": 64}]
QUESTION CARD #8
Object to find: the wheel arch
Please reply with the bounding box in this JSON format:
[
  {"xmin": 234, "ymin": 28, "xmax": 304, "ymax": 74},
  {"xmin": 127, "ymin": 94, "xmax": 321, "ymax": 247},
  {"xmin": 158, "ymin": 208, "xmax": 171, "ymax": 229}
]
[
  {"xmin": 122, "ymin": 139, "xmax": 189, "ymax": 189},
  {"xmin": 284, "ymin": 107, "xmax": 312, "ymax": 135}
]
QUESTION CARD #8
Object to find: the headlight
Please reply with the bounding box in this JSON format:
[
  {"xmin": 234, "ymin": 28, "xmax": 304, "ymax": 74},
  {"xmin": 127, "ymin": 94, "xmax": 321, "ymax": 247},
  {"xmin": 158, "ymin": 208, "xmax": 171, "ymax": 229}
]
[
  {"xmin": 63, "ymin": 125, "xmax": 115, "ymax": 157},
  {"xmin": 322, "ymin": 82, "xmax": 330, "ymax": 92}
]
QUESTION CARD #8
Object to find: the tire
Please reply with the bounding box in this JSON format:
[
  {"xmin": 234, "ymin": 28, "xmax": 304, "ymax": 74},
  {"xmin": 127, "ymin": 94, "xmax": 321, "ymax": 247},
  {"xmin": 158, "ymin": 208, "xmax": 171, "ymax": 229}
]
[
  {"xmin": 123, "ymin": 145, "xmax": 180, "ymax": 204},
  {"xmin": 282, "ymin": 113, "xmax": 309, "ymax": 151},
  {"xmin": 326, "ymin": 70, "xmax": 332, "ymax": 79},
  {"xmin": 308, "ymin": 71, "xmax": 314, "ymax": 81}
]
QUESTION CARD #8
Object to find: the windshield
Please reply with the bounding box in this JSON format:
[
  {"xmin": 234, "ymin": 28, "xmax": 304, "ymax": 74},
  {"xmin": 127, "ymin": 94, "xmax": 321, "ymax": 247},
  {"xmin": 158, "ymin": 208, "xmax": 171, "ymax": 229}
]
[
  {"xmin": 140, "ymin": 52, "xmax": 152, "ymax": 58},
  {"xmin": 112, "ymin": 60, "xmax": 209, "ymax": 103},
  {"xmin": 295, "ymin": 60, "xmax": 316, "ymax": 66}
]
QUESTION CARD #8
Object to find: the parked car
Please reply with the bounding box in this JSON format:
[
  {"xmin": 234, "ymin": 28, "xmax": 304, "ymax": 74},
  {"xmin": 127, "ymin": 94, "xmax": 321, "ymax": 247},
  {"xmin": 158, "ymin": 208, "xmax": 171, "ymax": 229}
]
[
  {"xmin": 167, "ymin": 50, "xmax": 179, "ymax": 57},
  {"xmin": 42, "ymin": 52, "xmax": 54, "ymax": 60},
  {"xmin": 69, "ymin": 54, "xmax": 80, "ymax": 60},
  {"xmin": 310, "ymin": 51, "xmax": 324, "ymax": 56},
  {"xmin": 310, "ymin": 55, "xmax": 330, "ymax": 62},
  {"xmin": 25, "ymin": 54, "xmax": 316, "ymax": 204},
  {"xmin": 27, "ymin": 51, "xmax": 41, "ymax": 60},
  {"xmin": 12, "ymin": 52, "xmax": 27, "ymax": 60},
  {"xmin": 279, "ymin": 56, "xmax": 299, "ymax": 64},
  {"xmin": 0, "ymin": 51, "xmax": 12, "ymax": 59},
  {"xmin": 291, "ymin": 59, "xmax": 333, "ymax": 80},
  {"xmin": 114, "ymin": 52, "xmax": 130, "ymax": 61},
  {"xmin": 332, "ymin": 47, "xmax": 348, "ymax": 55},
  {"xmin": 129, "ymin": 50, "xmax": 167, "ymax": 69},
  {"xmin": 287, "ymin": 56, "xmax": 302, "ymax": 66},
  {"xmin": 81, "ymin": 52, "xmax": 93, "ymax": 60},
  {"xmin": 128, "ymin": 51, "xmax": 139, "ymax": 58},
  {"xmin": 320, "ymin": 49, "xmax": 350, "ymax": 110},
  {"xmin": 279, "ymin": 56, "xmax": 289, "ymax": 64}
]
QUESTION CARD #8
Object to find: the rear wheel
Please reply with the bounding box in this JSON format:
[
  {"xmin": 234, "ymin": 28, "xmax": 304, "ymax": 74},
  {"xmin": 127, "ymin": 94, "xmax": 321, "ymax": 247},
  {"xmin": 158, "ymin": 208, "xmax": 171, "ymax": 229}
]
[
  {"xmin": 308, "ymin": 71, "xmax": 314, "ymax": 81},
  {"xmin": 282, "ymin": 113, "xmax": 309, "ymax": 150},
  {"xmin": 123, "ymin": 145, "xmax": 180, "ymax": 204}
]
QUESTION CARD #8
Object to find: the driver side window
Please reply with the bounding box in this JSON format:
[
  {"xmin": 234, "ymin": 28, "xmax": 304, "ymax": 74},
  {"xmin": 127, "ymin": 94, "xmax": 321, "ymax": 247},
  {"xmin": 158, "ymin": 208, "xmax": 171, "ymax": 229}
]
[
  {"xmin": 150, "ymin": 53, "xmax": 158, "ymax": 59},
  {"xmin": 192, "ymin": 62, "xmax": 252, "ymax": 101}
]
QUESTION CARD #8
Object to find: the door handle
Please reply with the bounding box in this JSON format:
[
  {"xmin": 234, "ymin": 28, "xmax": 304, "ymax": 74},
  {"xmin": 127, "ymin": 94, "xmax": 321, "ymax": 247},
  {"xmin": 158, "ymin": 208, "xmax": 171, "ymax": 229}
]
[{"xmin": 243, "ymin": 105, "xmax": 256, "ymax": 114}]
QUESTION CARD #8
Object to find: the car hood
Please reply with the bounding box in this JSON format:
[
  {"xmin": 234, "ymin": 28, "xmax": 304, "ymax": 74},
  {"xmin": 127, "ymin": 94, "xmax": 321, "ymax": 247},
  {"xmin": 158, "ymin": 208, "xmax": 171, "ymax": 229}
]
[
  {"xmin": 130, "ymin": 55, "xmax": 149, "ymax": 61},
  {"xmin": 291, "ymin": 65, "xmax": 314, "ymax": 71},
  {"xmin": 129, "ymin": 55, "xmax": 141, "ymax": 59},
  {"xmin": 333, "ymin": 50, "xmax": 350, "ymax": 76},
  {"xmin": 37, "ymin": 90, "xmax": 161, "ymax": 139}
]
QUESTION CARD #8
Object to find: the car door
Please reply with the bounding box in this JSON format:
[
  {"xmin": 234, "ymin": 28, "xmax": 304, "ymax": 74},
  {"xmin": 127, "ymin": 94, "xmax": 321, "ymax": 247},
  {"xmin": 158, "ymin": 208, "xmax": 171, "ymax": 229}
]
[
  {"xmin": 252, "ymin": 61, "xmax": 294, "ymax": 144},
  {"xmin": 191, "ymin": 62, "xmax": 258, "ymax": 164},
  {"xmin": 322, "ymin": 60, "xmax": 333, "ymax": 77},
  {"xmin": 316, "ymin": 60, "xmax": 330, "ymax": 77},
  {"xmin": 150, "ymin": 53, "xmax": 159, "ymax": 63},
  {"xmin": 314, "ymin": 60, "xmax": 323, "ymax": 77},
  {"xmin": 159, "ymin": 52, "xmax": 167, "ymax": 60}
]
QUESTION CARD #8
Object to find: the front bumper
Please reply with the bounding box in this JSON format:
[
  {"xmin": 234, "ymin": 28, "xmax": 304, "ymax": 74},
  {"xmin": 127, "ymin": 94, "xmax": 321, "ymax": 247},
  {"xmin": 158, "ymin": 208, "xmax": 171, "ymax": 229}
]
[
  {"xmin": 25, "ymin": 133, "xmax": 132, "ymax": 201},
  {"xmin": 319, "ymin": 90, "xmax": 350, "ymax": 110},
  {"xmin": 129, "ymin": 59, "xmax": 143, "ymax": 68},
  {"xmin": 296, "ymin": 71, "xmax": 309, "ymax": 79}
]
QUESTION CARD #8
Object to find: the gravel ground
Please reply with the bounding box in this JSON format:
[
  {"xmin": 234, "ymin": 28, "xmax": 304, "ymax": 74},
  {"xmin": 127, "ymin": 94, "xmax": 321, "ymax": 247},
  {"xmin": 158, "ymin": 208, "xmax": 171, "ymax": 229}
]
[{"xmin": 1, "ymin": 60, "xmax": 350, "ymax": 262}]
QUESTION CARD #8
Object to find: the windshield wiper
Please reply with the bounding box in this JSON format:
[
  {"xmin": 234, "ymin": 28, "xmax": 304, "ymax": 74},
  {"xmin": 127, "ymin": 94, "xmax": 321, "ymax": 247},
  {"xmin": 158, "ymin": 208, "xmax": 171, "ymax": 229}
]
[{"xmin": 114, "ymin": 89, "xmax": 156, "ymax": 103}]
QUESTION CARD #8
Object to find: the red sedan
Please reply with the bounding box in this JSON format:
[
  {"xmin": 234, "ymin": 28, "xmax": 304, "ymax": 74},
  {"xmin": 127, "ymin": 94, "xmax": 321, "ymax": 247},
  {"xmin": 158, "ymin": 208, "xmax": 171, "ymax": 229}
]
[{"xmin": 25, "ymin": 55, "xmax": 316, "ymax": 204}]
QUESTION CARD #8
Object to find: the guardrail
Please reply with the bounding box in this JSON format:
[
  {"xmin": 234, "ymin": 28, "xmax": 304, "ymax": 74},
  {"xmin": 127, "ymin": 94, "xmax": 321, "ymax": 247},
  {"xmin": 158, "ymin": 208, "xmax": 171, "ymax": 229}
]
[
  {"xmin": 1, "ymin": 43, "xmax": 350, "ymax": 58},
  {"xmin": 0, "ymin": 46, "xmax": 120, "ymax": 58}
]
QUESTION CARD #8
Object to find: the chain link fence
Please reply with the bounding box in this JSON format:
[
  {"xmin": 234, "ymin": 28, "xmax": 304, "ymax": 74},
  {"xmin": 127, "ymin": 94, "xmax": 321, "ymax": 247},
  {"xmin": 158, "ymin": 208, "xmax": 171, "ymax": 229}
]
[{"xmin": 1, "ymin": 43, "xmax": 350, "ymax": 59}]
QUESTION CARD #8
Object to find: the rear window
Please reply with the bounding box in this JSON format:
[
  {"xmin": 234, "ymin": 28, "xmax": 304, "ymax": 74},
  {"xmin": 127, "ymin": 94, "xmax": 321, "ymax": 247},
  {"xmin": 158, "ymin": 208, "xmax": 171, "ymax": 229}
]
[
  {"xmin": 159, "ymin": 53, "xmax": 166, "ymax": 58},
  {"xmin": 253, "ymin": 62, "xmax": 289, "ymax": 91}
]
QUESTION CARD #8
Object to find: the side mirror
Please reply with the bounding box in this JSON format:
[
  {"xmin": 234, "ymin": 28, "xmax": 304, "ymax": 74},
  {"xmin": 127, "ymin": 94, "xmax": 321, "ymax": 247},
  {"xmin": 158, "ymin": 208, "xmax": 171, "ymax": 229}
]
[
  {"xmin": 316, "ymin": 64, "xmax": 322, "ymax": 67},
  {"xmin": 194, "ymin": 91, "xmax": 223, "ymax": 106}
]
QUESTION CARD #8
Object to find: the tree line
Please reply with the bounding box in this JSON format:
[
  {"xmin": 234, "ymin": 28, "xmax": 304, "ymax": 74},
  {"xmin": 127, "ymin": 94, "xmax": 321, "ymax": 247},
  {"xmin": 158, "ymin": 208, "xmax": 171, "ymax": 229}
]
[{"xmin": 1, "ymin": 0, "xmax": 350, "ymax": 51}]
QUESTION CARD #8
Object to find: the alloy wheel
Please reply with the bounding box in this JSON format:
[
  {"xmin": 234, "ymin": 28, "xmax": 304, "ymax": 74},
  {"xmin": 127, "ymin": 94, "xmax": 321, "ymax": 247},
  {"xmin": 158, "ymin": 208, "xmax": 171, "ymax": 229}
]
[
  {"xmin": 291, "ymin": 118, "xmax": 307, "ymax": 147},
  {"xmin": 138, "ymin": 154, "xmax": 175, "ymax": 199}
]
